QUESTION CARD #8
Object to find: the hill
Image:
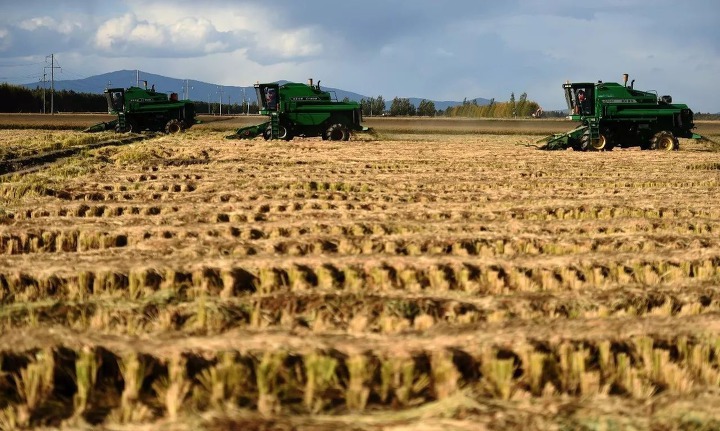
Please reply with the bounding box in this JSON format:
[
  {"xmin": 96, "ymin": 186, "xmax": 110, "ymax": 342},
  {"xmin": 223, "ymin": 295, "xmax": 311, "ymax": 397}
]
[{"xmin": 21, "ymin": 70, "xmax": 489, "ymax": 112}]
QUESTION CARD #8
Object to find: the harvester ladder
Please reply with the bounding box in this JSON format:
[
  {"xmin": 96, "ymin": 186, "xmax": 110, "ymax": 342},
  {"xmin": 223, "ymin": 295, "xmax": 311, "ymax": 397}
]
[
  {"xmin": 587, "ymin": 117, "xmax": 600, "ymax": 140},
  {"xmin": 117, "ymin": 112, "xmax": 126, "ymax": 131},
  {"xmin": 270, "ymin": 112, "xmax": 279, "ymax": 139}
]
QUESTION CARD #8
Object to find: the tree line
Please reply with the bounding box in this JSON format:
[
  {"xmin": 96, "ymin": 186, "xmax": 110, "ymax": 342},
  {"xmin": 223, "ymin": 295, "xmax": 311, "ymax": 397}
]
[
  {"xmin": 0, "ymin": 83, "xmax": 263, "ymax": 115},
  {"xmin": 358, "ymin": 96, "xmax": 437, "ymax": 117},
  {"xmin": 358, "ymin": 93, "xmax": 543, "ymax": 118},
  {"xmin": 445, "ymin": 92, "xmax": 542, "ymax": 118},
  {"xmin": 1, "ymin": 82, "xmax": 548, "ymax": 118},
  {"xmin": 0, "ymin": 83, "xmax": 107, "ymax": 113}
]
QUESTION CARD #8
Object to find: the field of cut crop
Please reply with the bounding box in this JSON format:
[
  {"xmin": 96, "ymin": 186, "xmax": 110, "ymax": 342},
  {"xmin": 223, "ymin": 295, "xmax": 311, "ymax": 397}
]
[{"xmin": 1, "ymin": 117, "xmax": 720, "ymax": 430}]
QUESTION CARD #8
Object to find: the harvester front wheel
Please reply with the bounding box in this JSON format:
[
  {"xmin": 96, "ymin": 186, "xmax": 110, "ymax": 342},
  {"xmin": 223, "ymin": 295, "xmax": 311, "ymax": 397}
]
[
  {"xmin": 580, "ymin": 130, "xmax": 608, "ymax": 151},
  {"xmin": 650, "ymin": 131, "xmax": 679, "ymax": 151},
  {"xmin": 278, "ymin": 125, "xmax": 294, "ymax": 141},
  {"xmin": 165, "ymin": 119, "xmax": 183, "ymax": 134},
  {"xmin": 127, "ymin": 120, "xmax": 140, "ymax": 133},
  {"xmin": 326, "ymin": 123, "xmax": 350, "ymax": 141}
]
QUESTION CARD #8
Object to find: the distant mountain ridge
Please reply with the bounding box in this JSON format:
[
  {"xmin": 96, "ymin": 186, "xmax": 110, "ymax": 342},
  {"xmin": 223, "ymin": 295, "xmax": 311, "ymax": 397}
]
[{"xmin": 21, "ymin": 69, "xmax": 490, "ymax": 111}]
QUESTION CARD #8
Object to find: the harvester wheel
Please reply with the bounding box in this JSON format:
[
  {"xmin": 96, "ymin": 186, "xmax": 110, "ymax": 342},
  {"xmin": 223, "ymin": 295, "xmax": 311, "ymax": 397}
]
[
  {"xmin": 278, "ymin": 125, "xmax": 294, "ymax": 141},
  {"xmin": 263, "ymin": 127, "xmax": 272, "ymax": 140},
  {"xmin": 165, "ymin": 119, "xmax": 182, "ymax": 134},
  {"xmin": 580, "ymin": 129, "xmax": 608, "ymax": 151},
  {"xmin": 650, "ymin": 131, "xmax": 679, "ymax": 151},
  {"xmin": 127, "ymin": 120, "xmax": 140, "ymax": 133},
  {"xmin": 326, "ymin": 123, "xmax": 350, "ymax": 141}
]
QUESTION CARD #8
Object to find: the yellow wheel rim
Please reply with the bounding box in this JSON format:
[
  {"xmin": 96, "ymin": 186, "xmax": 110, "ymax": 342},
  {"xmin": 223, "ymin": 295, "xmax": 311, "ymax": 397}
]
[
  {"xmin": 658, "ymin": 136, "xmax": 674, "ymax": 151},
  {"xmin": 590, "ymin": 134, "xmax": 607, "ymax": 150}
]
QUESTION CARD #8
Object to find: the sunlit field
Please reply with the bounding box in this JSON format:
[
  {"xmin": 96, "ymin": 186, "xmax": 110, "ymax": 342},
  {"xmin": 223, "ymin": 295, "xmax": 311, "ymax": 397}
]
[{"xmin": 1, "ymin": 115, "xmax": 720, "ymax": 430}]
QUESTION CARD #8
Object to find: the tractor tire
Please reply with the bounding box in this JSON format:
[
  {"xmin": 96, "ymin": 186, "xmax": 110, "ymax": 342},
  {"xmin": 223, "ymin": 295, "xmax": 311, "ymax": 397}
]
[
  {"xmin": 278, "ymin": 125, "xmax": 293, "ymax": 141},
  {"xmin": 263, "ymin": 127, "xmax": 272, "ymax": 140},
  {"xmin": 127, "ymin": 120, "xmax": 140, "ymax": 133},
  {"xmin": 580, "ymin": 129, "xmax": 608, "ymax": 151},
  {"xmin": 601, "ymin": 129, "xmax": 615, "ymax": 151},
  {"xmin": 165, "ymin": 119, "xmax": 183, "ymax": 134},
  {"xmin": 650, "ymin": 131, "xmax": 679, "ymax": 151},
  {"xmin": 326, "ymin": 123, "xmax": 350, "ymax": 141}
]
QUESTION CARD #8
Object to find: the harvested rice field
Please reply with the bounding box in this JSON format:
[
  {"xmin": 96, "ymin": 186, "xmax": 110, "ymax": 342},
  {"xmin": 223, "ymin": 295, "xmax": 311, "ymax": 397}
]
[{"xmin": 1, "ymin": 117, "xmax": 720, "ymax": 430}]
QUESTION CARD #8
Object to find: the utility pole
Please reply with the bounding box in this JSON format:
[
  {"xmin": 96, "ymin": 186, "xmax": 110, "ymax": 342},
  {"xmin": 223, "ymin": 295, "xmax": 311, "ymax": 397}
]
[
  {"xmin": 184, "ymin": 79, "xmax": 191, "ymax": 100},
  {"xmin": 242, "ymin": 87, "xmax": 247, "ymax": 115},
  {"xmin": 217, "ymin": 86, "xmax": 224, "ymax": 116},
  {"xmin": 41, "ymin": 72, "xmax": 46, "ymax": 114},
  {"xmin": 45, "ymin": 54, "xmax": 61, "ymax": 115}
]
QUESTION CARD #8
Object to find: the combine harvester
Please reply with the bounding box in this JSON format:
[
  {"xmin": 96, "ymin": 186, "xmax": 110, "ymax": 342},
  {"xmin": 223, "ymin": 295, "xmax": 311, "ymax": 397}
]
[
  {"xmin": 227, "ymin": 79, "xmax": 369, "ymax": 141},
  {"xmin": 84, "ymin": 83, "xmax": 197, "ymax": 134},
  {"xmin": 539, "ymin": 74, "xmax": 702, "ymax": 151}
]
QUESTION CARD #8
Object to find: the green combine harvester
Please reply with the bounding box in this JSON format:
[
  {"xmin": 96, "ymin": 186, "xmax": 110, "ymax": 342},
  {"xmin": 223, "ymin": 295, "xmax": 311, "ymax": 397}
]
[
  {"xmin": 539, "ymin": 74, "xmax": 701, "ymax": 151},
  {"xmin": 227, "ymin": 79, "xmax": 369, "ymax": 140},
  {"xmin": 84, "ymin": 84, "xmax": 197, "ymax": 134}
]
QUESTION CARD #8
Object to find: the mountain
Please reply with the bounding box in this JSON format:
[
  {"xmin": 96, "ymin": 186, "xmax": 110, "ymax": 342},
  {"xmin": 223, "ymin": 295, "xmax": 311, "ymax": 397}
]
[{"xmin": 21, "ymin": 69, "xmax": 489, "ymax": 111}]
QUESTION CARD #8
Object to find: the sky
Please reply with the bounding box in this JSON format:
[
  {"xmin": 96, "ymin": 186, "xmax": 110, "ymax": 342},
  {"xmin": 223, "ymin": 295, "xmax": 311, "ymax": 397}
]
[{"xmin": 0, "ymin": 0, "xmax": 719, "ymax": 112}]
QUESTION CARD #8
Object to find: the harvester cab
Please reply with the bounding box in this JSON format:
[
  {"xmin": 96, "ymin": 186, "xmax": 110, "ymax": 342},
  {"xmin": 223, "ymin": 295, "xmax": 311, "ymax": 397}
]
[
  {"xmin": 227, "ymin": 78, "xmax": 369, "ymax": 141},
  {"xmin": 539, "ymin": 74, "xmax": 701, "ymax": 151},
  {"xmin": 564, "ymin": 83, "xmax": 595, "ymax": 117},
  {"xmin": 107, "ymin": 88, "xmax": 125, "ymax": 112},
  {"xmin": 84, "ymin": 83, "xmax": 197, "ymax": 134},
  {"xmin": 257, "ymin": 83, "xmax": 280, "ymax": 112}
]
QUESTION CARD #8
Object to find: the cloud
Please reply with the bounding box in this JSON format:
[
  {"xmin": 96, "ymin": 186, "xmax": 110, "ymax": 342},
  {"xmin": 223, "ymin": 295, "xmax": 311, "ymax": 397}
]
[
  {"xmin": 18, "ymin": 16, "xmax": 81, "ymax": 35},
  {"xmin": 1, "ymin": 0, "xmax": 718, "ymax": 112},
  {"xmin": 0, "ymin": 28, "xmax": 9, "ymax": 51},
  {"xmin": 94, "ymin": 13, "xmax": 247, "ymax": 57}
]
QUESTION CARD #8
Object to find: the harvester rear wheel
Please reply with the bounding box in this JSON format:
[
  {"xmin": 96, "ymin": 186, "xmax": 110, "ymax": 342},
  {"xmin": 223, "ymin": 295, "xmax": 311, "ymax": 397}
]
[
  {"xmin": 650, "ymin": 131, "xmax": 679, "ymax": 151},
  {"xmin": 263, "ymin": 127, "xmax": 272, "ymax": 140},
  {"xmin": 165, "ymin": 119, "xmax": 182, "ymax": 134},
  {"xmin": 326, "ymin": 123, "xmax": 350, "ymax": 141}
]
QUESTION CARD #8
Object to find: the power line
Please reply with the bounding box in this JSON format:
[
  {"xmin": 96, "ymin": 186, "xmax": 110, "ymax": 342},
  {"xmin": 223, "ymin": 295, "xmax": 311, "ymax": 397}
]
[{"xmin": 0, "ymin": 61, "xmax": 45, "ymax": 67}]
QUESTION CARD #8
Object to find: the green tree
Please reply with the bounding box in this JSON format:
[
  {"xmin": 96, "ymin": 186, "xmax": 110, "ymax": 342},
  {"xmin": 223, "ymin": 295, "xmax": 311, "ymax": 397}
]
[
  {"xmin": 360, "ymin": 98, "xmax": 372, "ymax": 116},
  {"xmin": 417, "ymin": 99, "xmax": 436, "ymax": 117},
  {"xmin": 389, "ymin": 97, "xmax": 416, "ymax": 116},
  {"xmin": 517, "ymin": 92, "xmax": 528, "ymax": 117},
  {"xmin": 371, "ymin": 95, "xmax": 385, "ymax": 116}
]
